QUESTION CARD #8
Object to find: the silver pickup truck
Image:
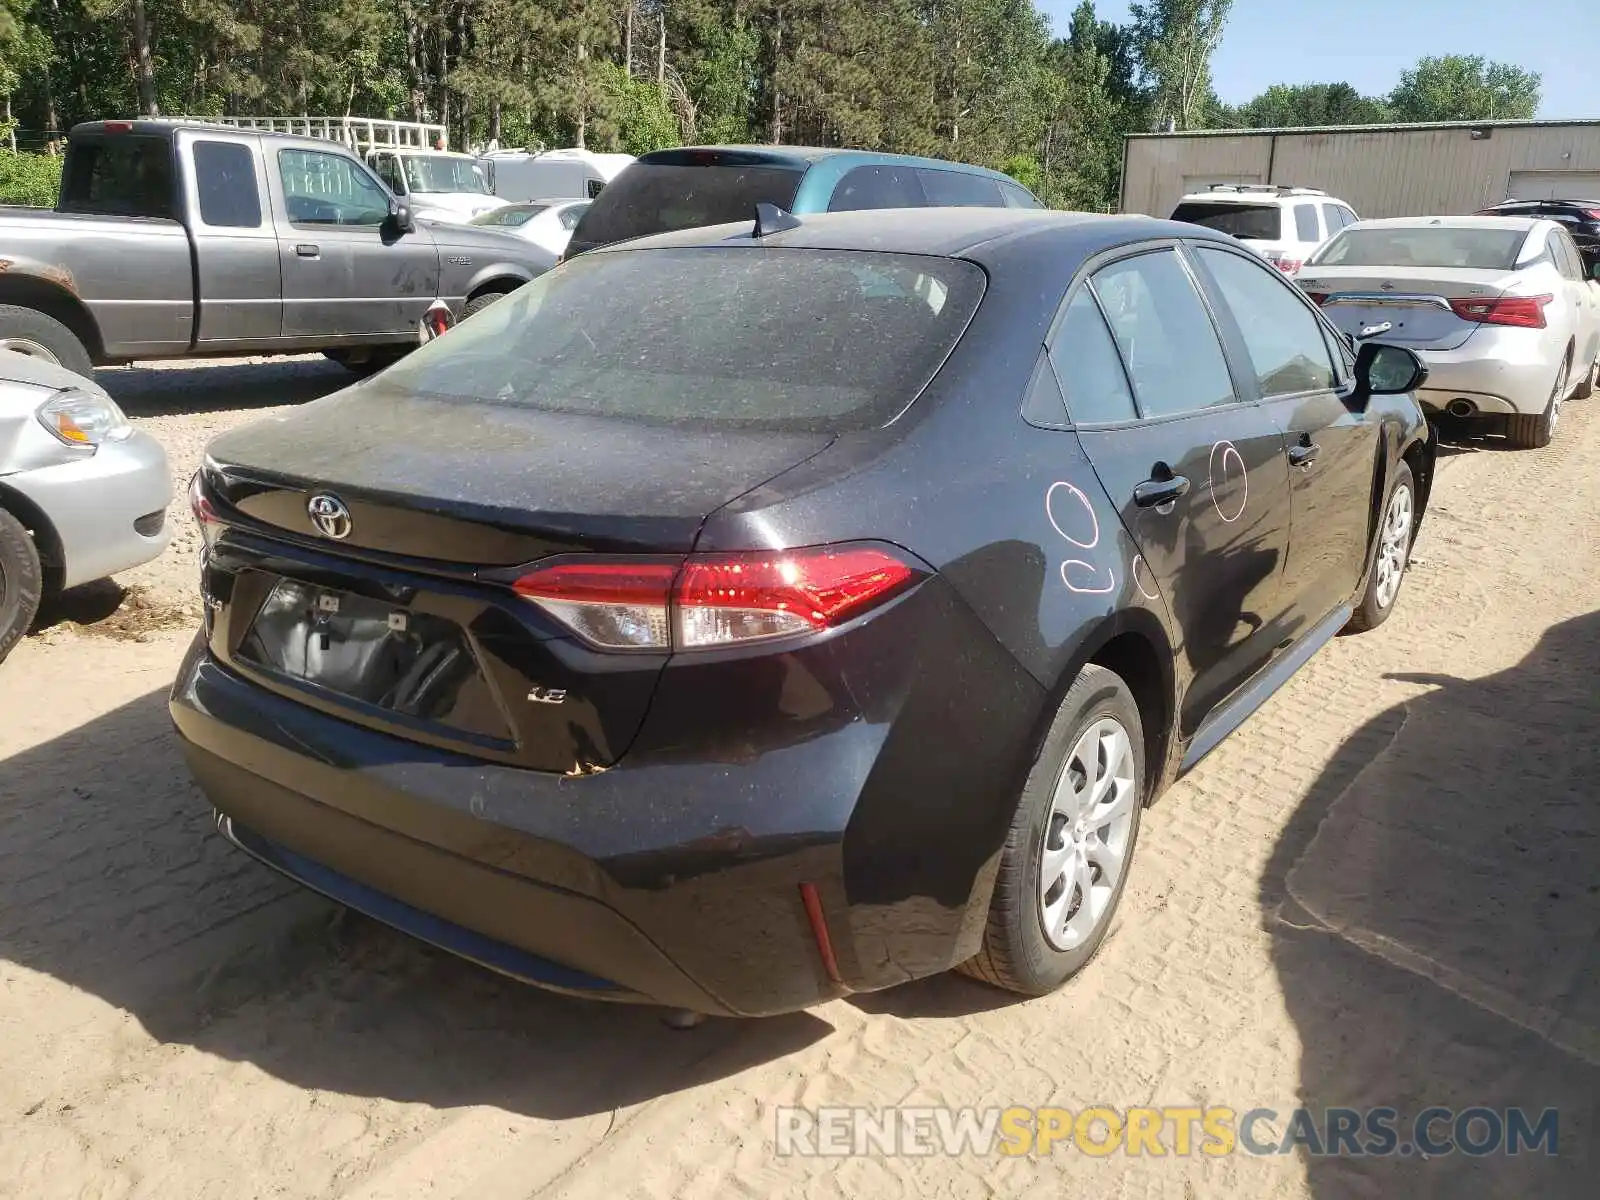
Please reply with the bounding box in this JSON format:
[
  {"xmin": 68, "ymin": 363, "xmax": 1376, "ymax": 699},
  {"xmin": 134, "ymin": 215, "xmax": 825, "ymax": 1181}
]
[{"xmin": 0, "ymin": 120, "xmax": 555, "ymax": 374}]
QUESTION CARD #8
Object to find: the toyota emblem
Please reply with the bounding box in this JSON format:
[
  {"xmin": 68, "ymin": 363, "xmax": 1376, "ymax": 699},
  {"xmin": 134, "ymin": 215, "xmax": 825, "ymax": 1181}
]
[{"xmin": 307, "ymin": 493, "xmax": 352, "ymax": 539}]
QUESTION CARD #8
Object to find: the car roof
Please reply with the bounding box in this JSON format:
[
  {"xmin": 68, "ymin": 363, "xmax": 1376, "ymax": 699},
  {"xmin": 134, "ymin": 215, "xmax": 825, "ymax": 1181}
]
[
  {"xmin": 635, "ymin": 145, "xmax": 1026, "ymax": 185},
  {"xmin": 1350, "ymin": 215, "xmax": 1545, "ymax": 232},
  {"xmin": 1487, "ymin": 197, "xmax": 1600, "ymax": 208},
  {"xmin": 586, "ymin": 206, "xmax": 1207, "ymax": 263}
]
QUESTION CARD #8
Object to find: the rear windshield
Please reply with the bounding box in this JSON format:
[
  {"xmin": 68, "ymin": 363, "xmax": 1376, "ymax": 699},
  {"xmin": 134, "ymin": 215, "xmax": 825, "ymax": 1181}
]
[
  {"xmin": 472, "ymin": 205, "xmax": 544, "ymax": 227},
  {"xmin": 1171, "ymin": 202, "xmax": 1282, "ymax": 241},
  {"xmin": 376, "ymin": 248, "xmax": 985, "ymax": 433},
  {"xmin": 1310, "ymin": 227, "xmax": 1527, "ymax": 270},
  {"xmin": 59, "ymin": 135, "xmax": 176, "ymax": 219},
  {"xmin": 569, "ymin": 163, "xmax": 804, "ymax": 249}
]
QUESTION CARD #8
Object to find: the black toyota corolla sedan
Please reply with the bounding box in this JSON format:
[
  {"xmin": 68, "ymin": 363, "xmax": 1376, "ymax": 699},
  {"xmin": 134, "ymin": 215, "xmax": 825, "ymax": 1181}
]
[{"xmin": 172, "ymin": 207, "xmax": 1435, "ymax": 1017}]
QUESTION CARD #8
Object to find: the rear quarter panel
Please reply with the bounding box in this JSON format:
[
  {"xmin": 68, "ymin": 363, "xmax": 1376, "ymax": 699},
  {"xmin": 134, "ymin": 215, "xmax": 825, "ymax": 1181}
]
[{"xmin": 0, "ymin": 211, "xmax": 193, "ymax": 357}]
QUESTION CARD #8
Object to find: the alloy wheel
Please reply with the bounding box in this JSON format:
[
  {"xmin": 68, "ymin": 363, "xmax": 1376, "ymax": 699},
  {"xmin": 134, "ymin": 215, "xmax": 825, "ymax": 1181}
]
[
  {"xmin": 0, "ymin": 337, "xmax": 62, "ymax": 366},
  {"xmin": 1374, "ymin": 482, "xmax": 1414, "ymax": 611},
  {"xmin": 1040, "ymin": 717, "xmax": 1137, "ymax": 951}
]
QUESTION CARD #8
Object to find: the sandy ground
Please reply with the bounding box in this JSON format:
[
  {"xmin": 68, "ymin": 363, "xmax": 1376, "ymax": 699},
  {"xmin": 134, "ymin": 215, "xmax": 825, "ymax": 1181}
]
[{"xmin": 1, "ymin": 359, "xmax": 1596, "ymax": 1199}]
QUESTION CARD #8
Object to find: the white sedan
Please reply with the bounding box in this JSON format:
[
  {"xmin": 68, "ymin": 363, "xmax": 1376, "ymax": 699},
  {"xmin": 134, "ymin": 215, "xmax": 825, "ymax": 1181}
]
[
  {"xmin": 1298, "ymin": 216, "xmax": 1600, "ymax": 448},
  {"xmin": 468, "ymin": 198, "xmax": 592, "ymax": 259}
]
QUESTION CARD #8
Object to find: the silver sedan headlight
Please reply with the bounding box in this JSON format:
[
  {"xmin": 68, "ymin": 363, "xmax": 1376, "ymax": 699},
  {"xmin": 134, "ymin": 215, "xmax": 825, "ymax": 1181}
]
[{"xmin": 36, "ymin": 388, "xmax": 132, "ymax": 448}]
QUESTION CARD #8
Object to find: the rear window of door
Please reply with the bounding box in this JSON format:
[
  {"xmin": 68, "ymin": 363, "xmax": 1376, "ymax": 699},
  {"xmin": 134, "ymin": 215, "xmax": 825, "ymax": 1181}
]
[
  {"xmin": 59, "ymin": 135, "xmax": 176, "ymax": 219},
  {"xmin": 1048, "ymin": 288, "xmax": 1138, "ymax": 424},
  {"xmin": 571, "ymin": 161, "xmax": 804, "ymax": 247},
  {"xmin": 1170, "ymin": 202, "xmax": 1282, "ymax": 242},
  {"xmin": 193, "ymin": 140, "xmax": 262, "ymax": 228},
  {"xmin": 828, "ymin": 164, "xmax": 926, "ymax": 211},
  {"xmin": 1089, "ymin": 249, "xmax": 1238, "ymax": 417},
  {"xmin": 916, "ymin": 169, "xmax": 1005, "ymax": 208},
  {"xmin": 1193, "ymin": 246, "xmax": 1336, "ymax": 397},
  {"xmin": 1294, "ymin": 203, "xmax": 1320, "ymax": 242},
  {"xmin": 374, "ymin": 248, "xmax": 985, "ymax": 433},
  {"xmin": 1001, "ymin": 180, "xmax": 1044, "ymax": 209}
]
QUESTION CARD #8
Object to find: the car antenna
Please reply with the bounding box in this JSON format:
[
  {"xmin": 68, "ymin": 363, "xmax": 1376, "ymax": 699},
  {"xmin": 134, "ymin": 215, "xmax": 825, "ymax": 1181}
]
[{"xmin": 752, "ymin": 202, "xmax": 802, "ymax": 238}]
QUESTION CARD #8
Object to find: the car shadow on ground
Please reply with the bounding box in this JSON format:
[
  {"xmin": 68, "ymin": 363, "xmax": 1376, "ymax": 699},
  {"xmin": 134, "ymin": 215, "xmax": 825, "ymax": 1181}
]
[
  {"xmin": 0, "ymin": 685, "xmax": 830, "ymax": 1119},
  {"xmin": 95, "ymin": 357, "xmax": 353, "ymax": 417},
  {"xmin": 1263, "ymin": 609, "xmax": 1599, "ymax": 1197}
]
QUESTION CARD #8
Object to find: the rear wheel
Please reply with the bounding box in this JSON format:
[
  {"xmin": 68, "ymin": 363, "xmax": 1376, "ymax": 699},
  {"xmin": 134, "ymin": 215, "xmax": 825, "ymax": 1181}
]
[
  {"xmin": 1506, "ymin": 356, "xmax": 1567, "ymax": 449},
  {"xmin": 959, "ymin": 664, "xmax": 1145, "ymax": 995},
  {"xmin": 464, "ymin": 290, "xmax": 510, "ymax": 319},
  {"xmin": 1572, "ymin": 354, "xmax": 1596, "ymax": 400},
  {"xmin": 0, "ymin": 304, "xmax": 93, "ymax": 376},
  {"xmin": 323, "ymin": 348, "xmax": 408, "ymax": 377},
  {"xmin": 0, "ymin": 507, "xmax": 43, "ymax": 666},
  {"xmin": 1346, "ymin": 461, "xmax": 1415, "ymax": 634}
]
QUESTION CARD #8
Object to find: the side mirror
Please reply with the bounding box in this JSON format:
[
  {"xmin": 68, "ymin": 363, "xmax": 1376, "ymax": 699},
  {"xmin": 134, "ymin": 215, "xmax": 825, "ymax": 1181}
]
[
  {"xmin": 1355, "ymin": 341, "xmax": 1428, "ymax": 398},
  {"xmin": 388, "ymin": 203, "xmax": 416, "ymax": 235}
]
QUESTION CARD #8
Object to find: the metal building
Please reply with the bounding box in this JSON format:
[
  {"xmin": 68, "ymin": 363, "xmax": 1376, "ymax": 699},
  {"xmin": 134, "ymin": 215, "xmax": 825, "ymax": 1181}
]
[{"xmin": 1120, "ymin": 118, "xmax": 1600, "ymax": 220}]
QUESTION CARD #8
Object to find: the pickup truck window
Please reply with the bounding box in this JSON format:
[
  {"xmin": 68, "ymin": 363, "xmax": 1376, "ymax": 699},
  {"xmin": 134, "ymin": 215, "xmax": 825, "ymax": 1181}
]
[
  {"xmin": 194, "ymin": 141, "xmax": 262, "ymax": 228},
  {"xmin": 278, "ymin": 149, "xmax": 390, "ymax": 227},
  {"xmin": 59, "ymin": 136, "xmax": 175, "ymax": 220}
]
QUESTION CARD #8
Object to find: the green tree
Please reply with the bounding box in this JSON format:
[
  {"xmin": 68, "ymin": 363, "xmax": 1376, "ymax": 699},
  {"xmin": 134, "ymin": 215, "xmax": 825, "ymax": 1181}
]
[
  {"xmin": 1129, "ymin": 0, "xmax": 1232, "ymax": 131},
  {"xmin": 1388, "ymin": 54, "xmax": 1540, "ymax": 122},
  {"xmin": 1231, "ymin": 81, "xmax": 1390, "ymax": 128}
]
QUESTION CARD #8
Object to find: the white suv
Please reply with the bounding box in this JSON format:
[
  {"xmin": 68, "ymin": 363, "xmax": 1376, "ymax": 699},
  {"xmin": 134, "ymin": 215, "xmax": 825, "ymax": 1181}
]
[{"xmin": 1170, "ymin": 184, "xmax": 1359, "ymax": 276}]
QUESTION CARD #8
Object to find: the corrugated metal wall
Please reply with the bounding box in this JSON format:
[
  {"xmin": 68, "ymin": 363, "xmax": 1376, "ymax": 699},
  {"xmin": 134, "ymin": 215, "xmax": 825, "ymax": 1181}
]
[{"xmin": 1120, "ymin": 122, "xmax": 1600, "ymax": 219}]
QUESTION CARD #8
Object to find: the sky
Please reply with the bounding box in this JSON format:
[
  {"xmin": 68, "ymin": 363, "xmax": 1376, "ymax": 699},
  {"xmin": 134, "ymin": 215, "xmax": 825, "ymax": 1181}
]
[{"xmin": 1036, "ymin": 0, "xmax": 1600, "ymax": 120}]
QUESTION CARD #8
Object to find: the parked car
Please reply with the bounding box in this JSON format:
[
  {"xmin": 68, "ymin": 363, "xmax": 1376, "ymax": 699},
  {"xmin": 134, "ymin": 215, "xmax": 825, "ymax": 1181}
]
[
  {"xmin": 1299, "ymin": 216, "xmax": 1600, "ymax": 449},
  {"xmin": 0, "ymin": 351, "xmax": 170, "ymax": 663},
  {"xmin": 0, "ymin": 120, "xmax": 552, "ymax": 376},
  {"xmin": 480, "ymin": 147, "xmax": 634, "ymax": 203},
  {"xmin": 563, "ymin": 145, "xmax": 1044, "ymax": 258},
  {"xmin": 172, "ymin": 208, "xmax": 1433, "ymax": 1017},
  {"xmin": 1170, "ymin": 184, "xmax": 1359, "ymax": 276},
  {"xmin": 1477, "ymin": 197, "xmax": 1600, "ymax": 269},
  {"xmin": 366, "ymin": 146, "xmax": 510, "ymax": 223},
  {"xmin": 469, "ymin": 199, "xmax": 590, "ymax": 259}
]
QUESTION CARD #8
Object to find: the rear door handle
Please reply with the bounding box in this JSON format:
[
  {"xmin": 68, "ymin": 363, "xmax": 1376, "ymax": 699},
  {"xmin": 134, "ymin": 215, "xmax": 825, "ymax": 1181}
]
[
  {"xmin": 1133, "ymin": 474, "xmax": 1191, "ymax": 509},
  {"xmin": 295, "ymin": 243, "xmax": 321, "ymax": 258},
  {"xmin": 1289, "ymin": 442, "xmax": 1321, "ymax": 467}
]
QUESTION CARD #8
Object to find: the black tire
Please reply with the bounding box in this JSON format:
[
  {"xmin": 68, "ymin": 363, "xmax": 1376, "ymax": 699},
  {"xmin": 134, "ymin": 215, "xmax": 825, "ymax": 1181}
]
[
  {"xmin": 1345, "ymin": 461, "xmax": 1415, "ymax": 634},
  {"xmin": 323, "ymin": 348, "xmax": 408, "ymax": 377},
  {"xmin": 0, "ymin": 507, "xmax": 43, "ymax": 666},
  {"xmin": 1572, "ymin": 355, "xmax": 1595, "ymax": 400},
  {"xmin": 463, "ymin": 291, "xmax": 509, "ymax": 319},
  {"xmin": 0, "ymin": 304, "xmax": 93, "ymax": 376},
  {"xmin": 1506, "ymin": 357, "xmax": 1567, "ymax": 449},
  {"xmin": 959, "ymin": 663, "xmax": 1146, "ymax": 995}
]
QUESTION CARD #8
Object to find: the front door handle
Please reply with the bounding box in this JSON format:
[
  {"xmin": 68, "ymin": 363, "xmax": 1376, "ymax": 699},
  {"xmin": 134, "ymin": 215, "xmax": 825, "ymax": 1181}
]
[
  {"xmin": 1289, "ymin": 442, "xmax": 1321, "ymax": 467},
  {"xmin": 1133, "ymin": 474, "xmax": 1191, "ymax": 509},
  {"xmin": 295, "ymin": 243, "xmax": 321, "ymax": 258}
]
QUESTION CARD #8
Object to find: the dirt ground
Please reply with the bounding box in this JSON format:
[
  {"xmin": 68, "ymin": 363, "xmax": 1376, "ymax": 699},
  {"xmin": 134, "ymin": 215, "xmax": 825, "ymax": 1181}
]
[{"xmin": 1, "ymin": 358, "xmax": 1596, "ymax": 1199}]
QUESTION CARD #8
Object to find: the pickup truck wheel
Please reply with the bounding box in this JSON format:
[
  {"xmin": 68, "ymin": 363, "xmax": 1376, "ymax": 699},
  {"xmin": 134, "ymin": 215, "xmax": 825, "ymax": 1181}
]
[
  {"xmin": 0, "ymin": 305, "xmax": 93, "ymax": 376},
  {"xmin": 0, "ymin": 507, "xmax": 43, "ymax": 666},
  {"xmin": 324, "ymin": 348, "xmax": 408, "ymax": 376},
  {"xmin": 464, "ymin": 291, "xmax": 510, "ymax": 318}
]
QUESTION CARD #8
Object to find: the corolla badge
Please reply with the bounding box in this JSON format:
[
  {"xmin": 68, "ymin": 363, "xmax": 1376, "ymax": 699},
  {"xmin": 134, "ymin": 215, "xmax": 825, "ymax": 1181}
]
[
  {"xmin": 307, "ymin": 493, "xmax": 353, "ymax": 540},
  {"xmin": 1380, "ymin": 281, "xmax": 1395, "ymax": 291}
]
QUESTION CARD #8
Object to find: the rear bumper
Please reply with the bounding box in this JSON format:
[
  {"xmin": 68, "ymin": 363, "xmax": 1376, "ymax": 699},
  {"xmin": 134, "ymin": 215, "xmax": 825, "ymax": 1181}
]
[
  {"xmin": 169, "ymin": 577, "xmax": 1045, "ymax": 1015},
  {"xmin": 3, "ymin": 429, "xmax": 171, "ymax": 588},
  {"xmin": 1416, "ymin": 332, "xmax": 1561, "ymax": 416}
]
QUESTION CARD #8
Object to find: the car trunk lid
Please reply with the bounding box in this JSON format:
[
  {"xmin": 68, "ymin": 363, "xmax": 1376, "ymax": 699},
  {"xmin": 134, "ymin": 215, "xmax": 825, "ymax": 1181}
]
[
  {"xmin": 1297, "ymin": 266, "xmax": 1522, "ymax": 351},
  {"xmin": 197, "ymin": 383, "xmax": 832, "ymax": 775}
]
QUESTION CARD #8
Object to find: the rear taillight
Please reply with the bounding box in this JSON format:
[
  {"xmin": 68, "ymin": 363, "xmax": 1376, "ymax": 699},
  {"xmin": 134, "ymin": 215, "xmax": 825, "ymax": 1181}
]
[
  {"xmin": 1583, "ymin": 209, "xmax": 1600, "ymax": 221},
  {"xmin": 513, "ymin": 544, "xmax": 921, "ymax": 652},
  {"xmin": 189, "ymin": 472, "xmax": 222, "ymax": 547},
  {"xmin": 1447, "ymin": 293, "xmax": 1552, "ymax": 329}
]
